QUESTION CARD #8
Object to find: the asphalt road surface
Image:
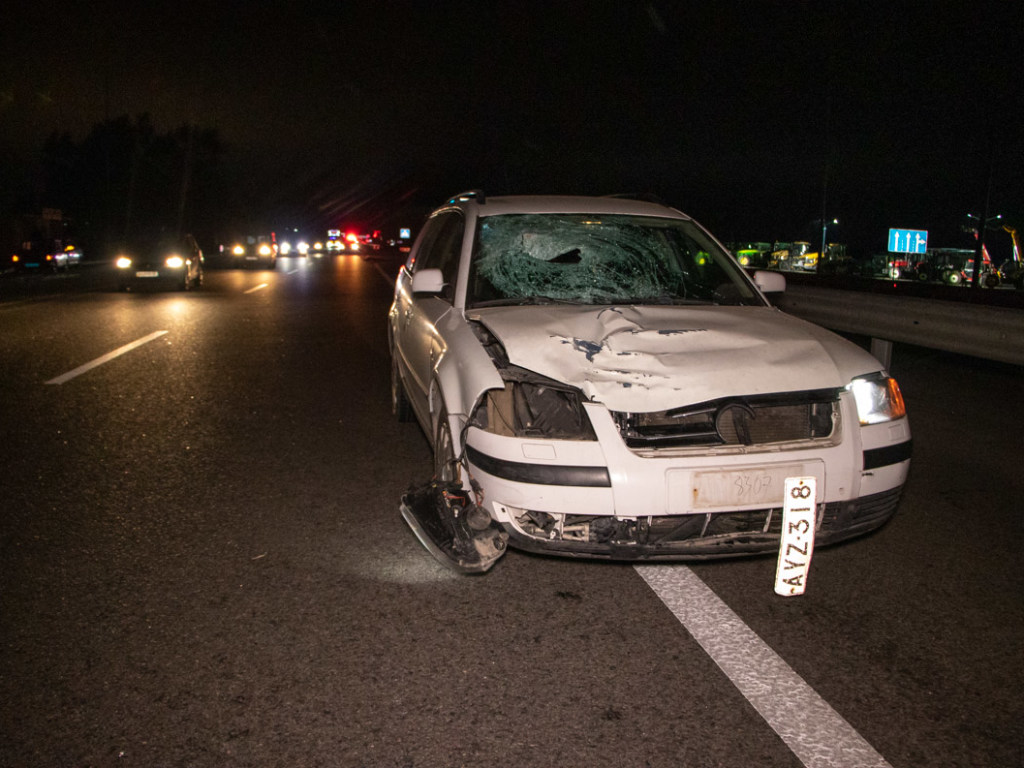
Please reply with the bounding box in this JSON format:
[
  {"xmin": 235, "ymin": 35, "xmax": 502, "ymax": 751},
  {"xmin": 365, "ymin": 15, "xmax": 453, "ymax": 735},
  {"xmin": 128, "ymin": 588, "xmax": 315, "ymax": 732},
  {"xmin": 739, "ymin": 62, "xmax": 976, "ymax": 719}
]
[{"xmin": 1, "ymin": 256, "xmax": 1021, "ymax": 767}]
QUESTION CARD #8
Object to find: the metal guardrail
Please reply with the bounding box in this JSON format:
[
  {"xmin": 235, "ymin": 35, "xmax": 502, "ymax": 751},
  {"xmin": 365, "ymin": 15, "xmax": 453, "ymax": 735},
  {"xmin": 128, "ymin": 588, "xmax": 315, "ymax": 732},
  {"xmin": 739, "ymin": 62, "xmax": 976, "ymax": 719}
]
[{"xmin": 773, "ymin": 283, "xmax": 1024, "ymax": 367}]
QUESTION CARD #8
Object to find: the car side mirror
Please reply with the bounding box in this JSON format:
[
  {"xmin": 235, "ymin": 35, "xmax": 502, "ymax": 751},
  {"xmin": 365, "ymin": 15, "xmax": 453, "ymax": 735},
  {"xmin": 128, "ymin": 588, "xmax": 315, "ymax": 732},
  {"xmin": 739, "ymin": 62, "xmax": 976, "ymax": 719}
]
[
  {"xmin": 412, "ymin": 268, "xmax": 445, "ymax": 294},
  {"xmin": 753, "ymin": 270, "xmax": 786, "ymax": 293}
]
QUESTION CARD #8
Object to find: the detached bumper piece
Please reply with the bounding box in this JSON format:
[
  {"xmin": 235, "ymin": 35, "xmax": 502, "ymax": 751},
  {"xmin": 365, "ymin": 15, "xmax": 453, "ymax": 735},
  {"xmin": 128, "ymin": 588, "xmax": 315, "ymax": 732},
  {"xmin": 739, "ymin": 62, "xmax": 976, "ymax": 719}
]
[{"xmin": 400, "ymin": 482, "xmax": 509, "ymax": 573}]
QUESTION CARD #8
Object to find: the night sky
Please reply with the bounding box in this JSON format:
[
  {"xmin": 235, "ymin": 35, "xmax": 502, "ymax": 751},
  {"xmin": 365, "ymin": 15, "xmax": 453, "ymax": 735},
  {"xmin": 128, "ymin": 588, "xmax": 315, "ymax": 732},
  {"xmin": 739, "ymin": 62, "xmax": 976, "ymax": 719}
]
[{"xmin": 3, "ymin": 1, "xmax": 1021, "ymax": 255}]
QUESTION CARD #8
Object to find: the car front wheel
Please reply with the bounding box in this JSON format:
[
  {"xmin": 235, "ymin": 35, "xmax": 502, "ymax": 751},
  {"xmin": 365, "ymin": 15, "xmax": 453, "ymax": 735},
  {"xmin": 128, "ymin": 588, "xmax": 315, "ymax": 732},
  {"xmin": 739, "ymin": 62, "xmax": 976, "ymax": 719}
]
[
  {"xmin": 434, "ymin": 407, "xmax": 459, "ymax": 484},
  {"xmin": 391, "ymin": 356, "xmax": 414, "ymax": 422}
]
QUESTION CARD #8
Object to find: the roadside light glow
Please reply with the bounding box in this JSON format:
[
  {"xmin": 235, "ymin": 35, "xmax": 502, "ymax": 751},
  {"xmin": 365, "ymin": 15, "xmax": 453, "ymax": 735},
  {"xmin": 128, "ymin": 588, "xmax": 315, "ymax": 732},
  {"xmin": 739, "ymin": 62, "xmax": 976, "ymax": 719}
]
[
  {"xmin": 165, "ymin": 255, "xmax": 185, "ymax": 268},
  {"xmin": 850, "ymin": 376, "xmax": 906, "ymax": 425},
  {"xmin": 116, "ymin": 256, "xmax": 132, "ymax": 269},
  {"xmin": 232, "ymin": 244, "xmax": 245, "ymax": 256}
]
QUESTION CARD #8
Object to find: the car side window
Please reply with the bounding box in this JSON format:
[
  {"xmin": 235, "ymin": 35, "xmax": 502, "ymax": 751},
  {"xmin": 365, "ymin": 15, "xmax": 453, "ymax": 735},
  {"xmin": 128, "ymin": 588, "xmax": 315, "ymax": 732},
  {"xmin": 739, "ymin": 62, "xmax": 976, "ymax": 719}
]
[{"xmin": 416, "ymin": 211, "xmax": 464, "ymax": 299}]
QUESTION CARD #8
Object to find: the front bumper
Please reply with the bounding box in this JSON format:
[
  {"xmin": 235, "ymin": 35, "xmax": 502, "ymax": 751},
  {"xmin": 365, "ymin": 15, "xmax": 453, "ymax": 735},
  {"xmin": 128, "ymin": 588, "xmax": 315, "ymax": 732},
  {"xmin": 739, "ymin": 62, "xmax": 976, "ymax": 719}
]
[
  {"xmin": 497, "ymin": 486, "xmax": 904, "ymax": 561},
  {"xmin": 118, "ymin": 270, "xmax": 189, "ymax": 289},
  {"xmin": 464, "ymin": 396, "xmax": 911, "ymax": 561}
]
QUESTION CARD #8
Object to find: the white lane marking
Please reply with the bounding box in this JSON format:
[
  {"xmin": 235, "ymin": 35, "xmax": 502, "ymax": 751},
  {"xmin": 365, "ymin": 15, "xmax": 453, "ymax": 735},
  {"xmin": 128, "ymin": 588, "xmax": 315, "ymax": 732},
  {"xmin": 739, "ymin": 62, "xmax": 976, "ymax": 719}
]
[
  {"xmin": 635, "ymin": 565, "xmax": 892, "ymax": 768},
  {"xmin": 373, "ymin": 263, "xmax": 395, "ymax": 286},
  {"xmin": 245, "ymin": 283, "xmax": 269, "ymax": 294},
  {"xmin": 45, "ymin": 330, "xmax": 169, "ymax": 385}
]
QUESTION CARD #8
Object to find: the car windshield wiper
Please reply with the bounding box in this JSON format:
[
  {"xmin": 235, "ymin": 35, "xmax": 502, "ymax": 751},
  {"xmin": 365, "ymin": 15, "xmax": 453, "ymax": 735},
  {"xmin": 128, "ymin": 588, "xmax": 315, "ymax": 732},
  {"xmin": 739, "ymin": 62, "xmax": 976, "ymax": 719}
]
[
  {"xmin": 612, "ymin": 295, "xmax": 715, "ymax": 306},
  {"xmin": 471, "ymin": 296, "xmax": 589, "ymax": 307}
]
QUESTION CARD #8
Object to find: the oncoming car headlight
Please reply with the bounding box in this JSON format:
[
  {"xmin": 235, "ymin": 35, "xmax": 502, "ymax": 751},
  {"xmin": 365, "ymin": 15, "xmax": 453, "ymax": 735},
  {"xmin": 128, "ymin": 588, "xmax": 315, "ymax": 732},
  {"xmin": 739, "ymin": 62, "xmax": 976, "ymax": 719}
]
[
  {"xmin": 232, "ymin": 244, "xmax": 245, "ymax": 256},
  {"xmin": 258, "ymin": 244, "xmax": 272, "ymax": 256},
  {"xmin": 472, "ymin": 374, "xmax": 597, "ymax": 440},
  {"xmin": 849, "ymin": 375, "xmax": 906, "ymax": 425},
  {"xmin": 115, "ymin": 256, "xmax": 132, "ymax": 269},
  {"xmin": 165, "ymin": 255, "xmax": 185, "ymax": 269}
]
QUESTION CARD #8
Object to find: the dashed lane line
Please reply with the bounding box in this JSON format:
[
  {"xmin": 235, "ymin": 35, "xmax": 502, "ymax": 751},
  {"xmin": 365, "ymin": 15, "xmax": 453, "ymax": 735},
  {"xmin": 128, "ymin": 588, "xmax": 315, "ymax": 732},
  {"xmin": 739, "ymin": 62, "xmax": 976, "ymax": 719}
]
[
  {"xmin": 44, "ymin": 330, "xmax": 169, "ymax": 385},
  {"xmin": 635, "ymin": 565, "xmax": 892, "ymax": 768}
]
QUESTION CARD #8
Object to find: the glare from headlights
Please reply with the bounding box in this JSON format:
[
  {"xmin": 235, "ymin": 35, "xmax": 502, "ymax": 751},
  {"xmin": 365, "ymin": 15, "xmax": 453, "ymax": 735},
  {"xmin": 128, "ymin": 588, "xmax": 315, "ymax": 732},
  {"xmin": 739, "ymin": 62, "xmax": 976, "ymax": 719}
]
[
  {"xmin": 116, "ymin": 256, "xmax": 132, "ymax": 269},
  {"xmin": 298, "ymin": 241, "xmax": 309, "ymax": 254},
  {"xmin": 258, "ymin": 244, "xmax": 272, "ymax": 256},
  {"xmin": 280, "ymin": 242, "xmax": 291, "ymax": 254},
  {"xmin": 232, "ymin": 244, "xmax": 245, "ymax": 256},
  {"xmin": 850, "ymin": 376, "xmax": 906, "ymax": 425},
  {"xmin": 165, "ymin": 255, "xmax": 185, "ymax": 268}
]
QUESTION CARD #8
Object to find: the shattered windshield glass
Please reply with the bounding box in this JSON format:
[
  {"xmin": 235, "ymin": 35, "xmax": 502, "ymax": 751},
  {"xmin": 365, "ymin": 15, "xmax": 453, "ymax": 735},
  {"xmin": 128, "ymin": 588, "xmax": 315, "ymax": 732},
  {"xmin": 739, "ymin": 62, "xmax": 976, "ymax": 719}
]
[{"xmin": 467, "ymin": 214, "xmax": 761, "ymax": 307}]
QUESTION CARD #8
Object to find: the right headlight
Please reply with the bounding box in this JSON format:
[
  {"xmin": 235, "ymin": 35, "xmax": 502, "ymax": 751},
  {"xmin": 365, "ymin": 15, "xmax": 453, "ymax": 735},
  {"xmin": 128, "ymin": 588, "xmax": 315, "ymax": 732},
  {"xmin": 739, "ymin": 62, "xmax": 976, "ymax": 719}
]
[{"xmin": 849, "ymin": 375, "xmax": 906, "ymax": 425}]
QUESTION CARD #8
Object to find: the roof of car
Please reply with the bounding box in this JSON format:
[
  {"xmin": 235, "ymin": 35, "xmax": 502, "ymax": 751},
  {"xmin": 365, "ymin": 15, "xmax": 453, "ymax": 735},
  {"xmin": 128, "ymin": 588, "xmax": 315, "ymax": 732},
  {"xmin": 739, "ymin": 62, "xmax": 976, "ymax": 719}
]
[{"xmin": 441, "ymin": 193, "xmax": 692, "ymax": 220}]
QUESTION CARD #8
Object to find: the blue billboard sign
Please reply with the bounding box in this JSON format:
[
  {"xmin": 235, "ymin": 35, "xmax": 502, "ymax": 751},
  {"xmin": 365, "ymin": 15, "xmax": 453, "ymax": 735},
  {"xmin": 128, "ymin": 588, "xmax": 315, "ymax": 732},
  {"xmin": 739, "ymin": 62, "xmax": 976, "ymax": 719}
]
[{"xmin": 888, "ymin": 228, "xmax": 928, "ymax": 254}]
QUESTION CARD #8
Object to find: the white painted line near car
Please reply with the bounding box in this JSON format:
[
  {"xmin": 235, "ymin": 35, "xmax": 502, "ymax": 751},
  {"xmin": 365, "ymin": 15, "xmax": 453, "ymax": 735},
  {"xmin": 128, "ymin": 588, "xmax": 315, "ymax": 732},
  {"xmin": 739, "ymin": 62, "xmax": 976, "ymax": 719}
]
[
  {"xmin": 373, "ymin": 262, "xmax": 395, "ymax": 286},
  {"xmin": 244, "ymin": 283, "xmax": 269, "ymax": 294},
  {"xmin": 635, "ymin": 565, "xmax": 891, "ymax": 768},
  {"xmin": 45, "ymin": 330, "xmax": 169, "ymax": 386}
]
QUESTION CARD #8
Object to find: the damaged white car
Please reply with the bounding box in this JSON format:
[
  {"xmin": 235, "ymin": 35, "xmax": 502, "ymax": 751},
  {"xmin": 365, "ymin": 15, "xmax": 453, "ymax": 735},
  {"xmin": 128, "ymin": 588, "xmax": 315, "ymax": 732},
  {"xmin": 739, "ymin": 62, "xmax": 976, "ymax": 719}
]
[{"xmin": 389, "ymin": 192, "xmax": 911, "ymax": 573}]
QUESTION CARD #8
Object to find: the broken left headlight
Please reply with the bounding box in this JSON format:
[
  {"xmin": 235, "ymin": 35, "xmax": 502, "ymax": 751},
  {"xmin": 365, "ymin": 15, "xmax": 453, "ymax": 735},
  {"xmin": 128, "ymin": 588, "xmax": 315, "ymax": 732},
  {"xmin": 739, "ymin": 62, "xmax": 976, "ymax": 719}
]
[{"xmin": 471, "ymin": 370, "xmax": 597, "ymax": 441}]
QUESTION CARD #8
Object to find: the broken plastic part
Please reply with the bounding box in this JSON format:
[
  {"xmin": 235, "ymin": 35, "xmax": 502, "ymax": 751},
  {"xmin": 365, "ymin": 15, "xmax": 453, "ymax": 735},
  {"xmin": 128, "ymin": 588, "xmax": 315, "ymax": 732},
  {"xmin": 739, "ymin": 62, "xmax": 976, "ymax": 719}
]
[{"xmin": 400, "ymin": 481, "xmax": 508, "ymax": 573}]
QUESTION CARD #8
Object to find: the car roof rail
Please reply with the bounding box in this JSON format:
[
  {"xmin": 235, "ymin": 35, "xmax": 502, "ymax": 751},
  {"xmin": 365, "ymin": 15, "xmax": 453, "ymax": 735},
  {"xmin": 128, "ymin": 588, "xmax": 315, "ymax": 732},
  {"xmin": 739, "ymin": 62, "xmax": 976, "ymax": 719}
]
[
  {"xmin": 447, "ymin": 190, "xmax": 486, "ymax": 204},
  {"xmin": 604, "ymin": 192, "xmax": 666, "ymax": 205}
]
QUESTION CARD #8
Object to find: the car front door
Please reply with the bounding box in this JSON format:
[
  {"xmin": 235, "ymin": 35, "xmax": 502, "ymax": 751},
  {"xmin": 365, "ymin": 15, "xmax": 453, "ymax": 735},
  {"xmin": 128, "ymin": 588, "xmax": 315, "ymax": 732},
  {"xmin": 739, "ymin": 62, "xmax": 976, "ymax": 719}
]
[{"xmin": 395, "ymin": 210, "xmax": 465, "ymax": 424}]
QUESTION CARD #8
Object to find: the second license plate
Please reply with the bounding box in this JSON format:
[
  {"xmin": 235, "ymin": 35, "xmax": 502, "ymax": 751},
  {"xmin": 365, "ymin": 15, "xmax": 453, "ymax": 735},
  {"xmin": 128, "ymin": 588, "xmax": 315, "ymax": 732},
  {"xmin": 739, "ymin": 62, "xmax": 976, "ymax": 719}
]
[{"xmin": 774, "ymin": 476, "xmax": 817, "ymax": 597}]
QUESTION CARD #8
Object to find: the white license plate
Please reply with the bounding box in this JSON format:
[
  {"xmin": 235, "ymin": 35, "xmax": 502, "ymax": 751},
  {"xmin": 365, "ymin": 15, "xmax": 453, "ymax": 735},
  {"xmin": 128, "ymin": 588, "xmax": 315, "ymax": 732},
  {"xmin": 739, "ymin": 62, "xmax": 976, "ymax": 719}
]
[
  {"xmin": 135, "ymin": 271, "xmax": 159, "ymax": 278},
  {"xmin": 774, "ymin": 476, "xmax": 817, "ymax": 596},
  {"xmin": 691, "ymin": 464, "xmax": 804, "ymax": 509}
]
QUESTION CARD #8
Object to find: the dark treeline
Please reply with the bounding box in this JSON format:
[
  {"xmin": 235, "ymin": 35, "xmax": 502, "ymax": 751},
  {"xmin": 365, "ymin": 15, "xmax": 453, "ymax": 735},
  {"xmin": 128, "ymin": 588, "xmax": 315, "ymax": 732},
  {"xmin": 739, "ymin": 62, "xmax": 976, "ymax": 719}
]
[{"xmin": 30, "ymin": 114, "xmax": 227, "ymax": 254}]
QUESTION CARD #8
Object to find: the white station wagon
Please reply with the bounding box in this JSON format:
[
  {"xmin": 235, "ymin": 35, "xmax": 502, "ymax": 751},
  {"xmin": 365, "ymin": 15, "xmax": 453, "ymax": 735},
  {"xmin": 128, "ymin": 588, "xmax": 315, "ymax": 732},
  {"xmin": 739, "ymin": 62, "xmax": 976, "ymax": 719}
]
[{"xmin": 389, "ymin": 192, "xmax": 911, "ymax": 573}]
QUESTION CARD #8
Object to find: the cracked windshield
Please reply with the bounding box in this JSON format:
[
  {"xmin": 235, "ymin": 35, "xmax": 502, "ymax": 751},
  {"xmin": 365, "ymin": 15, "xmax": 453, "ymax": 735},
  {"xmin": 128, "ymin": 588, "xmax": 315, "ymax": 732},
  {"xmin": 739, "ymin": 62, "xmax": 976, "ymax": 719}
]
[{"xmin": 469, "ymin": 213, "xmax": 760, "ymax": 307}]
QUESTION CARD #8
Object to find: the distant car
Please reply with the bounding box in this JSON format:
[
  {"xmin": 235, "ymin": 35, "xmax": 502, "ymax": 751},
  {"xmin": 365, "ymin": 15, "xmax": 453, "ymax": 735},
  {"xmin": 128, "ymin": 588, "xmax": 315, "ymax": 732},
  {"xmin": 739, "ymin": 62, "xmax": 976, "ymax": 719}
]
[
  {"xmin": 9, "ymin": 239, "xmax": 81, "ymax": 272},
  {"xmin": 390, "ymin": 193, "xmax": 912, "ymax": 572},
  {"xmin": 228, "ymin": 235, "xmax": 277, "ymax": 268},
  {"xmin": 115, "ymin": 233, "xmax": 204, "ymax": 291}
]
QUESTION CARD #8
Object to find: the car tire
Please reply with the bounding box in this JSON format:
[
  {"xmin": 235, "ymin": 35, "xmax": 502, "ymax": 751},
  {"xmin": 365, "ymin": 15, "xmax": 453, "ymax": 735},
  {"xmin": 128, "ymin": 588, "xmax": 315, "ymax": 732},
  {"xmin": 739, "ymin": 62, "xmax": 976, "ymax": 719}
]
[
  {"xmin": 433, "ymin": 406, "xmax": 459, "ymax": 484},
  {"xmin": 391, "ymin": 357, "xmax": 414, "ymax": 423}
]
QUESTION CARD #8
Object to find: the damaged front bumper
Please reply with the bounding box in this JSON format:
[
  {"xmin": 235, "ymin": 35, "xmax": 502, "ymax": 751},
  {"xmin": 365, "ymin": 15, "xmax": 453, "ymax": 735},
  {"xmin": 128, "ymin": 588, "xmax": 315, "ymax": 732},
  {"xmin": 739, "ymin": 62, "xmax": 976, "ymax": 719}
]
[
  {"xmin": 400, "ymin": 482, "xmax": 509, "ymax": 573},
  {"xmin": 493, "ymin": 486, "xmax": 904, "ymax": 560}
]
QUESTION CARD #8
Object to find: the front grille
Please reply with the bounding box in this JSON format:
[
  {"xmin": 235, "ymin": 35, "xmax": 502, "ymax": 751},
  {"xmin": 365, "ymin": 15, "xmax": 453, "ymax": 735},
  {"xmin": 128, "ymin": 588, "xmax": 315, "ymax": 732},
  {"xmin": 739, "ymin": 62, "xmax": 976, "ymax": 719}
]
[{"xmin": 612, "ymin": 389, "xmax": 840, "ymax": 450}]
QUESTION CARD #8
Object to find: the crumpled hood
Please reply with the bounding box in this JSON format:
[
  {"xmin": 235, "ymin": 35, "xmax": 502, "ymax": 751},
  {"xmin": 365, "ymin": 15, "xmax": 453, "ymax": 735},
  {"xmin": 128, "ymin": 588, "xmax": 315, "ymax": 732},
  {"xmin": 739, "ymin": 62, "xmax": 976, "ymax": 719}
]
[{"xmin": 470, "ymin": 304, "xmax": 883, "ymax": 412}]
